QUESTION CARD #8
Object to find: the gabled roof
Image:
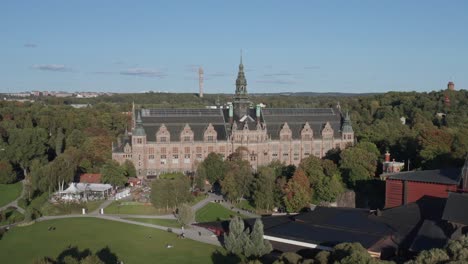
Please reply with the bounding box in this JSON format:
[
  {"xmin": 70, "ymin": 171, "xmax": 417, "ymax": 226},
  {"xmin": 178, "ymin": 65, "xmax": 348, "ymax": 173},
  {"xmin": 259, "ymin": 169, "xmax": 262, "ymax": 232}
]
[
  {"xmin": 387, "ymin": 168, "xmax": 462, "ymax": 185},
  {"xmin": 442, "ymin": 192, "xmax": 468, "ymax": 225},
  {"xmin": 409, "ymin": 220, "xmax": 449, "ymax": 252},
  {"xmin": 79, "ymin": 173, "xmax": 102, "ymax": 184}
]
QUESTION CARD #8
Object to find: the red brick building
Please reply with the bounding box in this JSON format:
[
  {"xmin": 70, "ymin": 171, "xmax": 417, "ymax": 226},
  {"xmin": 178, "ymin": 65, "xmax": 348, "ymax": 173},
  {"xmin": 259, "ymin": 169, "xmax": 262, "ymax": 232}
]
[{"xmin": 385, "ymin": 168, "xmax": 463, "ymax": 208}]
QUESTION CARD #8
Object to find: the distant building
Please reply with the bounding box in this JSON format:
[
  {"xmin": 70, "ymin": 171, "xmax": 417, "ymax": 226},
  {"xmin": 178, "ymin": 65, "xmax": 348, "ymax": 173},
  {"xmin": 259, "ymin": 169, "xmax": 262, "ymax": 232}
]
[
  {"xmin": 385, "ymin": 168, "xmax": 465, "ymax": 208},
  {"xmin": 79, "ymin": 173, "xmax": 102, "ymax": 184},
  {"xmin": 447, "ymin": 81, "xmax": 455, "ymax": 91},
  {"xmin": 112, "ymin": 56, "xmax": 355, "ymax": 178},
  {"xmin": 381, "ymin": 151, "xmax": 405, "ymax": 175}
]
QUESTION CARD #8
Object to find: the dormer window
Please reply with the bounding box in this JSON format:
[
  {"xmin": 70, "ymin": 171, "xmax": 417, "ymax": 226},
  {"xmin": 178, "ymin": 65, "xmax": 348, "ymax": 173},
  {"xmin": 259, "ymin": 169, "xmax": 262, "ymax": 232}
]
[
  {"xmin": 207, "ymin": 135, "xmax": 214, "ymax": 142},
  {"xmin": 183, "ymin": 136, "xmax": 191, "ymax": 142},
  {"xmin": 160, "ymin": 137, "xmax": 167, "ymax": 142}
]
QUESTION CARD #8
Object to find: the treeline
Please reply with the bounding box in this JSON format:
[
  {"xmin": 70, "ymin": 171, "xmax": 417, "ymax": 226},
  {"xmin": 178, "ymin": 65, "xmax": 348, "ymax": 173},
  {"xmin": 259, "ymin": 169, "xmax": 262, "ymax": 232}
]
[
  {"xmin": 35, "ymin": 89, "xmax": 468, "ymax": 169},
  {"xmin": 195, "ymin": 141, "xmax": 381, "ymax": 212},
  {"xmin": 0, "ymin": 101, "xmax": 128, "ymax": 204}
]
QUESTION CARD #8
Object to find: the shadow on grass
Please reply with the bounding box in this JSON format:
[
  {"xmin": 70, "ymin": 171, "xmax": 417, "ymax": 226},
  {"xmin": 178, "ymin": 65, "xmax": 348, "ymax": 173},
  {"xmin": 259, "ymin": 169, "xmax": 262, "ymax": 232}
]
[
  {"xmin": 35, "ymin": 245, "xmax": 120, "ymax": 264},
  {"xmin": 211, "ymin": 250, "xmax": 241, "ymax": 264}
]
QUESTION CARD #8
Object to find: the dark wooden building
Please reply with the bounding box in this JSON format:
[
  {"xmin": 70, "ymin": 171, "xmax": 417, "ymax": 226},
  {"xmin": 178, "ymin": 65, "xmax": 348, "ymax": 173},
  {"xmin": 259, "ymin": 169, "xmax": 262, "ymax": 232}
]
[{"xmin": 385, "ymin": 168, "xmax": 463, "ymax": 208}]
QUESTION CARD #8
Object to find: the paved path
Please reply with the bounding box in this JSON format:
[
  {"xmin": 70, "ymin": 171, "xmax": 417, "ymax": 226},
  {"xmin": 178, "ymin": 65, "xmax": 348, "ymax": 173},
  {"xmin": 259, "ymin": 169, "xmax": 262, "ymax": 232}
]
[
  {"xmin": 90, "ymin": 199, "xmax": 114, "ymax": 215},
  {"xmin": 0, "ymin": 180, "xmax": 26, "ymax": 214},
  {"xmin": 34, "ymin": 214, "xmax": 221, "ymax": 246}
]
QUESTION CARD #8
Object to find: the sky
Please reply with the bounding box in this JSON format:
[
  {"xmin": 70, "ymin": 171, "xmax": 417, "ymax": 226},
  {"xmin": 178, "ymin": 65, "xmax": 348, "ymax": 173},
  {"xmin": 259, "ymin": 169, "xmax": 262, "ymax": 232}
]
[{"xmin": 1, "ymin": 0, "xmax": 468, "ymax": 94}]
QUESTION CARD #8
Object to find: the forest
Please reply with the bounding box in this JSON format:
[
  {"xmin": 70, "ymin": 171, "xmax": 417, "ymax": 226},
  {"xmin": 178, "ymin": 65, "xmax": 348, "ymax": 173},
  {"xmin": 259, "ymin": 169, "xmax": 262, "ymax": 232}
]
[{"xmin": 0, "ymin": 89, "xmax": 466, "ymax": 215}]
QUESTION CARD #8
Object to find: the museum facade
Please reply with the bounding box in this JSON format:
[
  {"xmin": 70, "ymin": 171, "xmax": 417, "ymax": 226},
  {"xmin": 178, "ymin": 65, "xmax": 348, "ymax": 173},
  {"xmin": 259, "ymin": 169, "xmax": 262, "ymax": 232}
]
[{"xmin": 112, "ymin": 58, "xmax": 355, "ymax": 178}]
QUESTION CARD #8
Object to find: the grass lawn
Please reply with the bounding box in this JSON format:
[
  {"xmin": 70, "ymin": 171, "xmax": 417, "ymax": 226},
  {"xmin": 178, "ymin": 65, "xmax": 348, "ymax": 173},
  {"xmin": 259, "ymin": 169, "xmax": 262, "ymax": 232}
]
[
  {"xmin": 0, "ymin": 182, "xmax": 22, "ymax": 208},
  {"xmin": 41, "ymin": 200, "xmax": 105, "ymax": 216},
  {"xmin": 124, "ymin": 218, "xmax": 182, "ymax": 228},
  {"xmin": 189, "ymin": 194, "xmax": 208, "ymax": 206},
  {"xmin": 0, "ymin": 208, "xmax": 24, "ymax": 226},
  {"xmin": 105, "ymin": 201, "xmax": 169, "ymax": 215},
  {"xmin": 196, "ymin": 202, "xmax": 240, "ymax": 223},
  {"xmin": 0, "ymin": 218, "xmax": 236, "ymax": 263}
]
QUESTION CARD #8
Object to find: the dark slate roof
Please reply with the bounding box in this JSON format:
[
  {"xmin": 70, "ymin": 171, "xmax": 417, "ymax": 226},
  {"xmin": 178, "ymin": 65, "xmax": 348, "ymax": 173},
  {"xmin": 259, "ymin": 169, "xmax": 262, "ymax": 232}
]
[
  {"xmin": 387, "ymin": 168, "xmax": 462, "ymax": 185},
  {"xmin": 442, "ymin": 192, "xmax": 468, "ymax": 225},
  {"xmin": 138, "ymin": 108, "xmax": 229, "ymax": 141},
  {"xmin": 409, "ymin": 220, "xmax": 449, "ymax": 252},
  {"xmin": 134, "ymin": 107, "xmax": 345, "ymax": 142},
  {"xmin": 261, "ymin": 108, "xmax": 342, "ymax": 139},
  {"xmin": 374, "ymin": 196, "xmax": 447, "ymax": 249}
]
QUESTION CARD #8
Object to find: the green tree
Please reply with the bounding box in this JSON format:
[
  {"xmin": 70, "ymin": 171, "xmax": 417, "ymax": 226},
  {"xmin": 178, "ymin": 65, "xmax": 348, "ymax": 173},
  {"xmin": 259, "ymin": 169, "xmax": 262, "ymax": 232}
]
[
  {"xmin": 196, "ymin": 152, "xmax": 226, "ymax": 184},
  {"xmin": 283, "ymin": 169, "xmax": 311, "ymax": 213},
  {"xmin": 151, "ymin": 174, "xmax": 192, "ymax": 210},
  {"xmin": 252, "ymin": 166, "xmax": 276, "ymax": 211},
  {"xmin": 0, "ymin": 160, "xmax": 16, "ymax": 184},
  {"xmin": 245, "ymin": 219, "xmax": 272, "ymax": 258},
  {"xmin": 7, "ymin": 127, "xmax": 48, "ymax": 177},
  {"xmin": 55, "ymin": 128, "xmax": 65, "ymax": 155},
  {"xmin": 224, "ymin": 216, "xmax": 249, "ymax": 256},
  {"xmin": 121, "ymin": 160, "xmax": 136, "ymax": 178},
  {"xmin": 221, "ymin": 150, "xmax": 253, "ymax": 202},
  {"xmin": 176, "ymin": 203, "xmax": 194, "ymax": 227},
  {"xmin": 100, "ymin": 160, "xmax": 127, "ymax": 187},
  {"xmin": 340, "ymin": 143, "xmax": 378, "ymax": 188},
  {"xmin": 315, "ymin": 173, "xmax": 345, "ymax": 203},
  {"xmin": 330, "ymin": 242, "xmax": 379, "ymax": 264},
  {"xmin": 299, "ymin": 155, "xmax": 325, "ymax": 187}
]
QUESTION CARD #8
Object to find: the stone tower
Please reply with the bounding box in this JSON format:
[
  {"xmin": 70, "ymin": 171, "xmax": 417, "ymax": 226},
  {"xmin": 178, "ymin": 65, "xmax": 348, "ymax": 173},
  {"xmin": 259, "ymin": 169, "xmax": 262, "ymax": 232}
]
[
  {"xmin": 132, "ymin": 110, "xmax": 147, "ymax": 177},
  {"xmin": 447, "ymin": 81, "xmax": 455, "ymax": 91},
  {"xmin": 233, "ymin": 51, "xmax": 251, "ymax": 119},
  {"xmin": 199, "ymin": 67, "xmax": 204, "ymax": 98}
]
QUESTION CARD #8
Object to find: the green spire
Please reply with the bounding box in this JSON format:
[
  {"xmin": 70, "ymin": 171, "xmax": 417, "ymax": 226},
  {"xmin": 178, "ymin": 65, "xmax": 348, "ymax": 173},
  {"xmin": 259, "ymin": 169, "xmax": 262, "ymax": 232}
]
[
  {"xmin": 235, "ymin": 50, "xmax": 247, "ymax": 96},
  {"xmin": 133, "ymin": 110, "xmax": 146, "ymax": 136},
  {"xmin": 342, "ymin": 111, "xmax": 354, "ymax": 133}
]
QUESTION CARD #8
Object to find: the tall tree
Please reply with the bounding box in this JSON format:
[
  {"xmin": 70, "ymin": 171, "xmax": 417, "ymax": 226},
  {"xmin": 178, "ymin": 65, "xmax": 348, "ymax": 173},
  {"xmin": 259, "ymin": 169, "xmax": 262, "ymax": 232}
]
[
  {"xmin": 224, "ymin": 216, "xmax": 248, "ymax": 256},
  {"xmin": 245, "ymin": 219, "xmax": 273, "ymax": 258},
  {"xmin": 100, "ymin": 160, "xmax": 127, "ymax": 188},
  {"xmin": 221, "ymin": 150, "xmax": 253, "ymax": 202},
  {"xmin": 0, "ymin": 160, "xmax": 16, "ymax": 184},
  {"xmin": 252, "ymin": 166, "xmax": 276, "ymax": 211},
  {"xmin": 177, "ymin": 203, "xmax": 194, "ymax": 227},
  {"xmin": 196, "ymin": 152, "xmax": 226, "ymax": 184},
  {"xmin": 340, "ymin": 143, "xmax": 378, "ymax": 188},
  {"xmin": 283, "ymin": 169, "xmax": 312, "ymax": 213},
  {"xmin": 7, "ymin": 127, "xmax": 48, "ymax": 177}
]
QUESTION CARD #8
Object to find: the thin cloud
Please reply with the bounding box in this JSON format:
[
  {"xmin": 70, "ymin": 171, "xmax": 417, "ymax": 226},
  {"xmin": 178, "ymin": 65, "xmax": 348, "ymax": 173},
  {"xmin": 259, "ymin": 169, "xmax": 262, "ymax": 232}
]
[
  {"xmin": 32, "ymin": 64, "xmax": 72, "ymax": 72},
  {"xmin": 90, "ymin": 71, "xmax": 115, "ymax": 75},
  {"xmin": 263, "ymin": 72, "xmax": 293, "ymax": 77},
  {"xmin": 256, "ymin": 79, "xmax": 297, "ymax": 85},
  {"xmin": 120, "ymin": 68, "xmax": 167, "ymax": 78},
  {"xmin": 207, "ymin": 72, "xmax": 228, "ymax": 77},
  {"xmin": 24, "ymin": 43, "xmax": 37, "ymax": 48},
  {"xmin": 304, "ymin": 66, "xmax": 321, "ymax": 70},
  {"xmin": 185, "ymin": 64, "xmax": 200, "ymax": 73}
]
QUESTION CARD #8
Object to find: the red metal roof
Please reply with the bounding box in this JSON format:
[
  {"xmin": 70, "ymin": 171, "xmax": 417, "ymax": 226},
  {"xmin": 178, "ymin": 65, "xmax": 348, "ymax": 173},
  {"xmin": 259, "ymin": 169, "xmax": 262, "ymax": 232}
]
[{"xmin": 79, "ymin": 173, "xmax": 102, "ymax": 183}]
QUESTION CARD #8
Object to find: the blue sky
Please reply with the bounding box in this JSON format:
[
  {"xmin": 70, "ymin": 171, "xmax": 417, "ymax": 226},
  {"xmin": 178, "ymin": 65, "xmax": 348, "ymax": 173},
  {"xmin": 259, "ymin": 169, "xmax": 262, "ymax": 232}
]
[{"xmin": 1, "ymin": 1, "xmax": 467, "ymax": 93}]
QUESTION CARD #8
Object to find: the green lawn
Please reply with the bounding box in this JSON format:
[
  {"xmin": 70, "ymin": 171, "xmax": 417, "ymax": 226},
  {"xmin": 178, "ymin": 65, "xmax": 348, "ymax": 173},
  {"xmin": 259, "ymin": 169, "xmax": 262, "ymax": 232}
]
[
  {"xmin": 0, "ymin": 218, "xmax": 236, "ymax": 263},
  {"xmin": 0, "ymin": 208, "xmax": 24, "ymax": 226},
  {"xmin": 0, "ymin": 182, "xmax": 22, "ymax": 208},
  {"xmin": 105, "ymin": 201, "xmax": 168, "ymax": 215},
  {"xmin": 41, "ymin": 200, "xmax": 105, "ymax": 216},
  {"xmin": 124, "ymin": 218, "xmax": 182, "ymax": 228},
  {"xmin": 189, "ymin": 194, "xmax": 208, "ymax": 206},
  {"xmin": 195, "ymin": 202, "xmax": 240, "ymax": 223}
]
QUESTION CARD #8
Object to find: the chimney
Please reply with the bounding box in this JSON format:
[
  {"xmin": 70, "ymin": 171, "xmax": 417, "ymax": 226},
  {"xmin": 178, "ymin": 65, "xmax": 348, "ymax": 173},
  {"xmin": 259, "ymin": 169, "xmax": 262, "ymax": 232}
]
[
  {"xmin": 229, "ymin": 103, "xmax": 233, "ymax": 124},
  {"xmin": 385, "ymin": 151, "xmax": 390, "ymax": 162}
]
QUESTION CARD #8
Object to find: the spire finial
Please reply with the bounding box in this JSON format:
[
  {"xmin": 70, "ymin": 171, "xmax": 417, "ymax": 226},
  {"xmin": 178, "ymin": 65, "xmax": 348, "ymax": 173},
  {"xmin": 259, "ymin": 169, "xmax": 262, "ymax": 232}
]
[{"xmin": 240, "ymin": 49, "xmax": 243, "ymax": 65}]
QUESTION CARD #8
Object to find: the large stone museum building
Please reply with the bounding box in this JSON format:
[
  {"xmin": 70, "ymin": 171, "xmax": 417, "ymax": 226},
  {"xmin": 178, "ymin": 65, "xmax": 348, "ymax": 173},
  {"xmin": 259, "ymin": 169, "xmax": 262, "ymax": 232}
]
[{"xmin": 112, "ymin": 58, "xmax": 355, "ymax": 178}]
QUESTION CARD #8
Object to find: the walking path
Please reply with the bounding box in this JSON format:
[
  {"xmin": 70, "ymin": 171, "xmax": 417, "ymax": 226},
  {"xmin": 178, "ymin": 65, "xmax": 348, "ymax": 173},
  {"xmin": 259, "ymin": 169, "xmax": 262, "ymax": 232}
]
[
  {"xmin": 1, "ymin": 190, "xmax": 260, "ymax": 247},
  {"xmin": 0, "ymin": 180, "xmax": 26, "ymax": 214}
]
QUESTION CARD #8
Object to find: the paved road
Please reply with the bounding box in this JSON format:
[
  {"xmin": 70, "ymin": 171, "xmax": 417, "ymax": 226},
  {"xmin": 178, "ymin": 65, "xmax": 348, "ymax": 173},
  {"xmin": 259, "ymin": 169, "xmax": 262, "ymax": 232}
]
[{"xmin": 0, "ymin": 180, "xmax": 26, "ymax": 214}]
